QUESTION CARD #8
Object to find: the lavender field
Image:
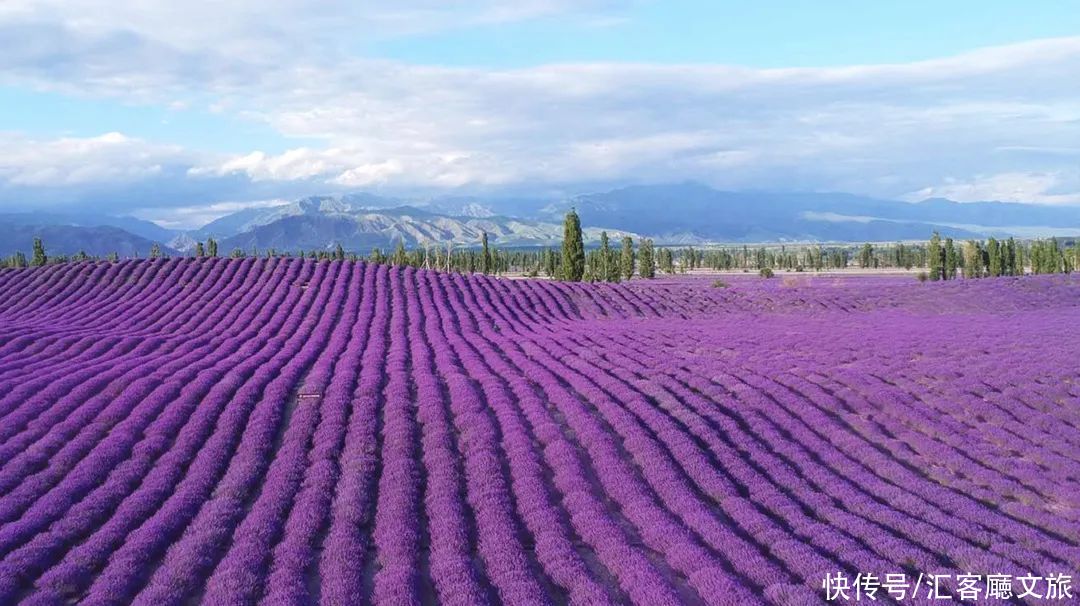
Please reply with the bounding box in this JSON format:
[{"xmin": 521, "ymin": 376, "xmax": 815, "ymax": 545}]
[{"xmin": 0, "ymin": 258, "xmax": 1077, "ymax": 605}]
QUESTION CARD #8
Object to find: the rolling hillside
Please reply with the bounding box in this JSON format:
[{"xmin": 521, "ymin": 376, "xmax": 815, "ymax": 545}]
[{"xmin": 0, "ymin": 260, "xmax": 1076, "ymax": 603}]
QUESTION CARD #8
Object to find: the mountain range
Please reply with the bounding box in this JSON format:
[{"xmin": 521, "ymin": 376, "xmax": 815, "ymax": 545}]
[
  {"xmin": 192, "ymin": 197, "xmax": 634, "ymax": 254},
  {"xmin": 3, "ymin": 183, "xmax": 1080, "ymax": 258},
  {"xmin": 0, "ymin": 221, "xmax": 179, "ymax": 259}
]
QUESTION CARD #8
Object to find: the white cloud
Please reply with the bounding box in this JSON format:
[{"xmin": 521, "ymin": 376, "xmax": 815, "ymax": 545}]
[
  {"xmin": 333, "ymin": 160, "xmax": 407, "ymax": 187},
  {"xmin": 0, "ymin": 1, "xmax": 626, "ymax": 63},
  {"xmin": 905, "ymin": 172, "xmax": 1080, "ymax": 205},
  {"xmin": 132, "ymin": 198, "xmax": 291, "ymax": 229},
  {"xmin": 172, "ymin": 36, "xmax": 1080, "ymax": 198},
  {"xmin": 2, "ymin": 1, "xmax": 1080, "ymax": 206},
  {"xmin": 0, "ymin": 132, "xmax": 193, "ymax": 186}
]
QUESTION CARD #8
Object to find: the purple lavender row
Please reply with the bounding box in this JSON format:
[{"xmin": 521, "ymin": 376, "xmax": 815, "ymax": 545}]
[
  {"xmin": 424, "ymin": 270, "xmax": 577, "ymax": 604},
  {"xmin": 0, "ymin": 259, "xmax": 238, "ymax": 429},
  {"xmin": 0, "ymin": 261, "xmax": 122, "ymax": 326},
  {"xmin": 0, "ymin": 259, "xmax": 259, "ymax": 520},
  {"xmin": 0, "ymin": 258, "xmax": 247, "ymax": 452},
  {"xmin": 0, "ymin": 259, "xmax": 206, "ymax": 382},
  {"xmin": 0, "ymin": 262, "xmax": 295, "ymax": 596},
  {"xmin": 114, "ymin": 260, "xmax": 352, "ymax": 606},
  {"xmin": 260, "ymin": 261, "xmax": 379, "ymax": 606},
  {"xmin": 736, "ymin": 335, "xmax": 1076, "ymax": 574},
  {"xmin": 600, "ymin": 306, "xmax": 1071, "ymax": 587},
  {"xmin": 484, "ymin": 277, "xmax": 780, "ymax": 604},
  {"xmin": 420, "ymin": 270, "xmax": 621, "ymax": 604},
  {"xmin": 0, "ymin": 259, "xmax": 174, "ymax": 388},
  {"xmin": 369, "ymin": 265, "xmax": 424, "ymax": 605},
  {"xmin": 522, "ymin": 323, "xmax": 790, "ymax": 594},
  {"xmin": 198, "ymin": 261, "xmax": 366, "ymax": 605},
  {"xmin": 9, "ymin": 259, "xmax": 160, "ymax": 332},
  {"xmin": 0, "ymin": 259, "xmax": 261, "ymax": 521},
  {"xmin": 665, "ymin": 326, "xmax": 1071, "ymax": 574},
  {"xmin": 403, "ymin": 269, "xmax": 491, "ymax": 605},
  {"xmin": 44, "ymin": 259, "xmax": 331, "ymax": 605},
  {"xmin": 0, "ymin": 261, "xmax": 103, "ymax": 328},
  {"xmin": 643, "ymin": 330, "xmax": 1043, "ymax": 579},
  {"xmin": 0, "ymin": 258, "xmax": 305, "ymax": 603},
  {"xmin": 884, "ymin": 369, "xmax": 1079, "ymax": 511},
  {"xmin": 576, "ymin": 326, "xmax": 934, "ymax": 592},
  {"xmin": 617, "ymin": 319, "xmax": 1019, "ymax": 566},
  {"xmin": 695, "ymin": 324, "xmax": 1067, "ymax": 561},
  {"xmin": 318, "ymin": 262, "xmax": 391, "ymax": 606},
  {"xmin": 442, "ymin": 272, "xmax": 722, "ymax": 604},
  {"xmin": 810, "ymin": 367, "xmax": 1079, "ymax": 567},
  {"xmin": 462, "ymin": 277, "xmax": 776, "ymax": 596},
  {"xmin": 41, "ymin": 259, "xmax": 189, "ymax": 334}
]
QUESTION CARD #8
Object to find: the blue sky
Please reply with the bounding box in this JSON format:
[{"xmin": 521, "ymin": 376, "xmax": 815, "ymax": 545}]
[
  {"xmin": 371, "ymin": 1, "xmax": 1080, "ymax": 68},
  {"xmin": 1, "ymin": 0, "xmax": 1079, "ymax": 227}
]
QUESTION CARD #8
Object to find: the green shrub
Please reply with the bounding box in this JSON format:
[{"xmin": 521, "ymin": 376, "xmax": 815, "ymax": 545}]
[{"xmin": 759, "ymin": 267, "xmax": 775, "ymax": 278}]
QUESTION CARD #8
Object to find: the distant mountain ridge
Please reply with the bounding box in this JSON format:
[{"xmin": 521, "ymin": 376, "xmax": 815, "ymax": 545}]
[
  {"xmin": 539, "ymin": 183, "xmax": 1080, "ymax": 243},
  {"xmin": 196, "ymin": 198, "xmax": 634, "ymax": 253},
  {"xmin": 0, "ymin": 211, "xmax": 178, "ymax": 242},
  {"xmin": 0, "ymin": 223, "xmax": 179, "ymax": 258},
  {"xmin": 3, "ymin": 183, "xmax": 1080, "ymax": 258}
]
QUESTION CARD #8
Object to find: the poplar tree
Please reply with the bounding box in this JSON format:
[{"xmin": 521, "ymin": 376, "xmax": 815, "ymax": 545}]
[
  {"xmin": 207, "ymin": 238, "xmax": 218, "ymax": 257},
  {"xmin": 392, "ymin": 241, "xmax": 408, "ymax": 266},
  {"xmin": 544, "ymin": 247, "xmax": 558, "ymax": 278},
  {"xmin": 481, "ymin": 232, "xmax": 492, "ymax": 274},
  {"xmin": 639, "ymin": 238, "xmax": 656, "ymax": 278},
  {"xmin": 620, "ymin": 236, "xmax": 635, "ymax": 280},
  {"xmin": 928, "ymin": 232, "xmax": 943, "ymax": 280},
  {"xmin": 334, "ymin": 243, "xmax": 345, "ymax": 261},
  {"xmin": 987, "ymin": 238, "xmax": 1001, "ymax": 277},
  {"xmin": 858, "ymin": 243, "xmax": 875, "ymax": 268},
  {"xmin": 598, "ymin": 231, "xmax": 611, "ymax": 281},
  {"xmin": 658, "ymin": 248, "xmax": 675, "ymax": 274},
  {"xmin": 195, "ymin": 242, "xmax": 205, "ymax": 257},
  {"xmin": 31, "ymin": 237, "xmax": 47, "ymax": 267},
  {"xmin": 149, "ymin": 243, "xmax": 161, "ymax": 259},
  {"xmin": 962, "ymin": 241, "xmax": 982, "ymax": 278},
  {"xmin": 944, "ymin": 237, "xmax": 958, "ymax": 280},
  {"xmin": 561, "ymin": 209, "xmax": 585, "ymax": 281}
]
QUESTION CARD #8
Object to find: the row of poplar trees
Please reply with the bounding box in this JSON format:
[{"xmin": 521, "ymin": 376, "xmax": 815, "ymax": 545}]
[
  {"xmin": 927, "ymin": 231, "xmax": 1077, "ymax": 279},
  {"xmin": 559, "ymin": 209, "xmax": 656, "ymax": 282},
  {"xmin": 2, "ymin": 237, "xmax": 114, "ymax": 268},
  {"xmin": 927, "ymin": 231, "xmax": 1022, "ymax": 280}
]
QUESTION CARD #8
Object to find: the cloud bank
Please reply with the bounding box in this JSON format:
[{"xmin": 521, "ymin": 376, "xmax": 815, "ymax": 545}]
[{"xmin": 2, "ymin": 2, "xmax": 1079, "ymax": 223}]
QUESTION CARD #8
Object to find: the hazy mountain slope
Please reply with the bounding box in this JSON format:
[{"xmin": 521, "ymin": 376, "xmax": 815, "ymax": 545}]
[
  {"xmin": 0, "ymin": 212, "xmax": 178, "ymax": 242},
  {"xmin": 902, "ymin": 197, "xmax": 1080, "ymax": 227},
  {"xmin": 216, "ymin": 207, "xmax": 633, "ymax": 252},
  {"xmin": 191, "ymin": 196, "xmax": 354, "ymax": 239},
  {"xmin": 6, "ymin": 184, "xmax": 1079, "ymax": 254},
  {"xmin": 541, "ymin": 183, "xmax": 1080, "ymax": 241},
  {"xmin": 192, "ymin": 194, "xmax": 556, "ymax": 240},
  {"xmin": 0, "ymin": 224, "xmax": 178, "ymax": 258}
]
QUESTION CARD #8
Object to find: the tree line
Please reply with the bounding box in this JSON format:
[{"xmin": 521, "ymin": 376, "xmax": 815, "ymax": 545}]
[
  {"xmin": 557, "ymin": 209, "xmax": 656, "ymax": 282},
  {"xmin": 925, "ymin": 231, "xmax": 1076, "ymax": 280},
  {"xmin": 6, "ymin": 221, "xmax": 1079, "ymax": 282}
]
